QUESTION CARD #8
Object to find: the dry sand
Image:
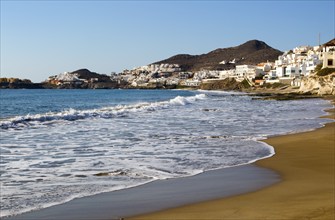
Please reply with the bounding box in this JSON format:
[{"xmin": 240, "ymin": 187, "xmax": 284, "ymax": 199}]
[{"xmin": 130, "ymin": 109, "xmax": 334, "ymax": 220}]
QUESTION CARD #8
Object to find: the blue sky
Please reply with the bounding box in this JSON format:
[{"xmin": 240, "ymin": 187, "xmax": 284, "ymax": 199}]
[{"xmin": 1, "ymin": 0, "xmax": 334, "ymax": 82}]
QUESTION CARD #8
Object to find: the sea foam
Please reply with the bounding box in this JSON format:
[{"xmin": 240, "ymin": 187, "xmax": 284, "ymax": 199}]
[
  {"xmin": 0, "ymin": 94, "xmax": 206, "ymax": 129},
  {"xmin": 1, "ymin": 90, "xmax": 331, "ymax": 218}
]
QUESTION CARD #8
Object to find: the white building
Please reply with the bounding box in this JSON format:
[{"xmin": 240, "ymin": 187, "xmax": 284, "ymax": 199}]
[
  {"xmin": 193, "ymin": 71, "xmax": 209, "ymax": 80},
  {"xmin": 181, "ymin": 79, "xmax": 201, "ymax": 87},
  {"xmin": 219, "ymin": 69, "xmax": 236, "ymax": 79},
  {"xmin": 267, "ymin": 70, "xmax": 277, "ymax": 78},
  {"xmin": 274, "ymin": 44, "xmax": 323, "ymax": 77},
  {"xmin": 275, "ymin": 66, "xmax": 286, "ymax": 77},
  {"xmin": 293, "ymin": 45, "xmax": 311, "ymax": 54},
  {"xmin": 134, "ymin": 64, "xmax": 181, "ymax": 74},
  {"xmin": 322, "ymin": 38, "xmax": 335, "ymax": 69},
  {"xmin": 235, "ymin": 65, "xmax": 262, "ymax": 80},
  {"xmin": 285, "ymin": 65, "xmax": 300, "ymax": 77},
  {"xmin": 166, "ymin": 78, "xmax": 180, "ymax": 86}
]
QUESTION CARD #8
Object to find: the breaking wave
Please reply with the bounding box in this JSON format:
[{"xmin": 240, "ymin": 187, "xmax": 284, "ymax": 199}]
[{"xmin": 0, "ymin": 94, "xmax": 206, "ymax": 129}]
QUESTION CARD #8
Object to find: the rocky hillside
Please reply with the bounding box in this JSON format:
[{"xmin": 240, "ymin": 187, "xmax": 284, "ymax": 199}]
[
  {"xmin": 299, "ymin": 72, "xmax": 335, "ymax": 95},
  {"xmin": 200, "ymin": 78, "xmax": 251, "ymax": 91},
  {"xmin": 0, "ymin": 78, "xmax": 44, "ymax": 89},
  {"xmin": 45, "ymin": 69, "xmax": 123, "ymax": 89},
  {"xmin": 154, "ymin": 40, "xmax": 282, "ymax": 71},
  {"xmin": 70, "ymin": 69, "xmax": 111, "ymax": 82}
]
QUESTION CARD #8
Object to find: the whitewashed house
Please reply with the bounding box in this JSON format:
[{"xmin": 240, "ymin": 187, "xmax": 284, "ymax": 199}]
[
  {"xmin": 219, "ymin": 69, "xmax": 236, "ymax": 79},
  {"xmin": 275, "ymin": 66, "xmax": 286, "ymax": 77},
  {"xmin": 236, "ymin": 65, "xmax": 254, "ymax": 77},
  {"xmin": 193, "ymin": 71, "xmax": 208, "ymax": 80},
  {"xmin": 293, "ymin": 46, "xmax": 311, "ymax": 54},
  {"xmin": 235, "ymin": 65, "xmax": 262, "ymax": 81},
  {"xmin": 304, "ymin": 51, "xmax": 322, "ymax": 75},
  {"xmin": 184, "ymin": 79, "xmax": 201, "ymax": 87},
  {"xmin": 178, "ymin": 72, "xmax": 191, "ymax": 79},
  {"xmin": 166, "ymin": 78, "xmax": 180, "ymax": 86},
  {"xmin": 322, "ymin": 38, "xmax": 335, "ymax": 69},
  {"xmin": 268, "ymin": 70, "xmax": 277, "ymax": 78},
  {"xmin": 285, "ymin": 65, "xmax": 300, "ymax": 78},
  {"xmin": 274, "ymin": 44, "xmax": 323, "ymax": 77}
]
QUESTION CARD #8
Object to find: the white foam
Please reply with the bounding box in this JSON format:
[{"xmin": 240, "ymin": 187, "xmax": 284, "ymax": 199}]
[
  {"xmin": 1, "ymin": 91, "xmax": 332, "ymax": 218},
  {"xmin": 0, "ymin": 94, "xmax": 207, "ymax": 129},
  {"xmin": 197, "ymin": 89, "xmax": 247, "ymax": 95}
]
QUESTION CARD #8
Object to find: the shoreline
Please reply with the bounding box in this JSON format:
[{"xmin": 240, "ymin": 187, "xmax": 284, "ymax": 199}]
[
  {"xmin": 3, "ymin": 98, "xmax": 333, "ymax": 220},
  {"xmin": 130, "ymin": 106, "xmax": 335, "ymax": 219},
  {"xmin": 4, "ymin": 165, "xmax": 280, "ymax": 220}
]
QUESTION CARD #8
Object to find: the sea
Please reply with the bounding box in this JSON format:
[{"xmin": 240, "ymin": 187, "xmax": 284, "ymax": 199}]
[{"xmin": 0, "ymin": 89, "xmax": 332, "ymax": 217}]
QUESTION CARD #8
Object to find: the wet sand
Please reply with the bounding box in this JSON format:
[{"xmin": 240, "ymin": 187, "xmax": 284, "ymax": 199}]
[
  {"xmin": 5, "ymin": 101, "xmax": 334, "ymax": 220},
  {"xmin": 4, "ymin": 165, "xmax": 279, "ymax": 220},
  {"xmin": 130, "ymin": 111, "xmax": 335, "ymax": 219}
]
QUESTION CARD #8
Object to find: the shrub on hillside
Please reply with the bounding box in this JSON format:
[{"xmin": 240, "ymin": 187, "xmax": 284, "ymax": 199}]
[
  {"xmin": 316, "ymin": 68, "xmax": 335, "ymax": 76},
  {"xmin": 261, "ymin": 82, "xmax": 286, "ymax": 89},
  {"xmin": 314, "ymin": 64, "xmax": 323, "ymax": 73},
  {"xmin": 241, "ymin": 79, "xmax": 251, "ymax": 88}
]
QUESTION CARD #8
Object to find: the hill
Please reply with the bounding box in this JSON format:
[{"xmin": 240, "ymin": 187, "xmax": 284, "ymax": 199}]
[
  {"xmin": 153, "ymin": 40, "xmax": 283, "ymax": 71},
  {"xmin": 70, "ymin": 69, "xmax": 111, "ymax": 82},
  {"xmin": 0, "ymin": 78, "xmax": 44, "ymax": 89}
]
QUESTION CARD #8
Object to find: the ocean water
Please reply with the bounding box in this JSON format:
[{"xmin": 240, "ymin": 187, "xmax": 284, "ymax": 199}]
[{"xmin": 0, "ymin": 89, "xmax": 332, "ymax": 217}]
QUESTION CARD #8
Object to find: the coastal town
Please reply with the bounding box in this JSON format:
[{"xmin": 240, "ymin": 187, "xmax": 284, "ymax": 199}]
[
  {"xmin": 1, "ymin": 39, "xmax": 335, "ymax": 95},
  {"xmin": 113, "ymin": 38, "xmax": 334, "ymax": 90}
]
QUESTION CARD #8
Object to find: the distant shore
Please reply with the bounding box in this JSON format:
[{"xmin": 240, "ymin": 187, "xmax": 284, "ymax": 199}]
[
  {"xmin": 1, "ymin": 81, "xmax": 332, "ymax": 102},
  {"xmin": 129, "ymin": 104, "xmax": 335, "ymax": 220}
]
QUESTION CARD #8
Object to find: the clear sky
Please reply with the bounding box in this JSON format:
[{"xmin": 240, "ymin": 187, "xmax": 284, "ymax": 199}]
[{"xmin": 1, "ymin": 0, "xmax": 334, "ymax": 82}]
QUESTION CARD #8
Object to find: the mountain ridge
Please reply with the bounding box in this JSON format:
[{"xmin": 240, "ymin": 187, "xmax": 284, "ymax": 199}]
[{"xmin": 153, "ymin": 40, "xmax": 283, "ymax": 71}]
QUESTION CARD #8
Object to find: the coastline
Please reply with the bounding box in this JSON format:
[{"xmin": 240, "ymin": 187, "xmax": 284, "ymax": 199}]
[
  {"xmin": 4, "ymin": 165, "xmax": 279, "ymax": 220},
  {"xmin": 3, "ymin": 96, "xmax": 333, "ymax": 220},
  {"xmin": 130, "ymin": 106, "xmax": 335, "ymax": 220}
]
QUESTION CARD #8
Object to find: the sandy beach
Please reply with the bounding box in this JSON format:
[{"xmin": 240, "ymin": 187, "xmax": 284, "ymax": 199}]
[
  {"xmin": 5, "ymin": 165, "xmax": 279, "ymax": 220},
  {"xmin": 130, "ymin": 108, "xmax": 335, "ymax": 220},
  {"xmin": 3, "ymin": 99, "xmax": 333, "ymax": 220}
]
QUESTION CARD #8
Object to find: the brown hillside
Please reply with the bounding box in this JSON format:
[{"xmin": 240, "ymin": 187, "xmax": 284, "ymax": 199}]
[
  {"xmin": 153, "ymin": 40, "xmax": 283, "ymax": 71},
  {"xmin": 70, "ymin": 69, "xmax": 111, "ymax": 82}
]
